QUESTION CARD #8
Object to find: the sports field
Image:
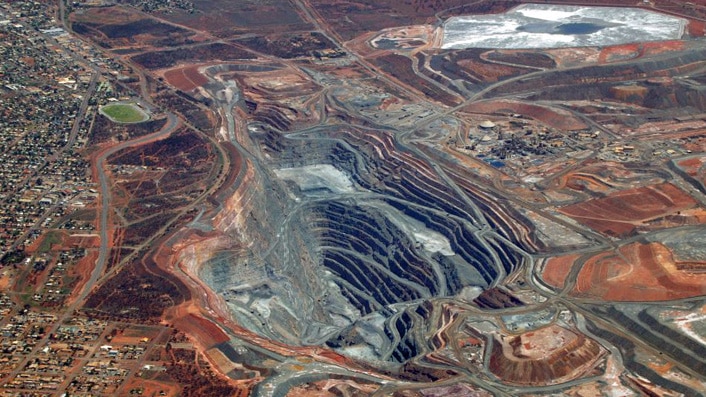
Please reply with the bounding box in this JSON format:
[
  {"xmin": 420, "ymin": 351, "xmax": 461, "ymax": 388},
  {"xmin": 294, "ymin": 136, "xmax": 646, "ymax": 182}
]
[{"xmin": 100, "ymin": 102, "xmax": 150, "ymax": 123}]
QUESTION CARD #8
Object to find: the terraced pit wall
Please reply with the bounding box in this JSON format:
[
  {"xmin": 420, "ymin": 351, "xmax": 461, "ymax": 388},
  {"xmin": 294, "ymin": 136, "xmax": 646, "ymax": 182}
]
[
  {"xmin": 588, "ymin": 305, "xmax": 706, "ymax": 378},
  {"xmin": 198, "ymin": 122, "xmax": 528, "ymax": 365},
  {"xmin": 585, "ymin": 317, "xmax": 703, "ymax": 396}
]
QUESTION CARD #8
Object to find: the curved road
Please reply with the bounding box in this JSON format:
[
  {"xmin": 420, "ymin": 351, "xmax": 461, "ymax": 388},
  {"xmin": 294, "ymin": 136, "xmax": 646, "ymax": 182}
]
[{"xmin": 79, "ymin": 113, "xmax": 181, "ymax": 305}]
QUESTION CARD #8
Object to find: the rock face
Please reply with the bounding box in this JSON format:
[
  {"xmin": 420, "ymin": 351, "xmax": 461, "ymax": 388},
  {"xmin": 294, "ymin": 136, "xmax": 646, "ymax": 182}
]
[
  {"xmin": 488, "ymin": 325, "xmax": 604, "ymax": 385},
  {"xmin": 610, "ymin": 84, "xmax": 649, "ymax": 103},
  {"xmin": 198, "ymin": 123, "xmax": 528, "ymax": 363}
]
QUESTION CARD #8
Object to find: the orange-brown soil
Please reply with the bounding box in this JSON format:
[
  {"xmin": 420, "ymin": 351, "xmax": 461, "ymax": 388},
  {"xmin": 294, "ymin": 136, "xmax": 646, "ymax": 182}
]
[
  {"xmin": 562, "ymin": 173, "xmax": 613, "ymax": 195},
  {"xmin": 462, "ymin": 100, "xmax": 588, "ymax": 131},
  {"xmin": 541, "ymin": 254, "xmax": 580, "ymax": 290},
  {"xmin": 572, "ymin": 242, "xmax": 706, "ymax": 301},
  {"xmin": 688, "ymin": 20, "xmax": 706, "ymax": 37},
  {"xmin": 111, "ymin": 325, "xmax": 163, "ymax": 344},
  {"xmin": 681, "ymin": 134, "xmax": 706, "ymax": 153},
  {"xmin": 598, "ymin": 43, "xmax": 640, "ymax": 64},
  {"xmin": 642, "ymin": 40, "xmax": 686, "ymax": 56},
  {"xmin": 677, "ymin": 156, "xmax": 706, "ymax": 186},
  {"xmin": 172, "ymin": 313, "xmax": 230, "ymax": 348},
  {"xmin": 609, "ymin": 85, "xmax": 648, "ymax": 103},
  {"xmin": 597, "ymin": 40, "xmax": 686, "ymax": 65},
  {"xmin": 559, "ymin": 183, "xmax": 703, "ymax": 237},
  {"xmin": 676, "ymin": 156, "xmax": 706, "ymax": 187},
  {"xmin": 164, "ymin": 65, "xmax": 209, "ymax": 91},
  {"xmin": 457, "ymin": 58, "xmax": 523, "ymax": 82},
  {"xmin": 677, "ymin": 156, "xmax": 705, "ymax": 175},
  {"xmin": 489, "ymin": 325, "xmax": 604, "ymax": 385},
  {"xmin": 555, "ymin": 160, "xmax": 666, "ymax": 196},
  {"xmin": 648, "ymin": 360, "xmax": 675, "ymax": 375}
]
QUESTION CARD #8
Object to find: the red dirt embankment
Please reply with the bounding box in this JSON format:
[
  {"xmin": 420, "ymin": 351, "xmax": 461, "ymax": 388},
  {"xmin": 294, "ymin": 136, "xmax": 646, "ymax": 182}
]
[
  {"xmin": 164, "ymin": 65, "xmax": 209, "ymax": 91},
  {"xmin": 457, "ymin": 58, "xmax": 524, "ymax": 82},
  {"xmin": 688, "ymin": 20, "xmax": 706, "ymax": 37},
  {"xmin": 489, "ymin": 325, "xmax": 603, "ymax": 386},
  {"xmin": 572, "ymin": 242, "xmax": 706, "ymax": 301},
  {"xmin": 597, "ymin": 39, "xmax": 686, "ymax": 64},
  {"xmin": 677, "ymin": 156, "xmax": 705, "ymax": 175},
  {"xmin": 541, "ymin": 254, "xmax": 581, "ymax": 290},
  {"xmin": 676, "ymin": 156, "xmax": 706, "ymax": 187},
  {"xmin": 172, "ymin": 313, "xmax": 230, "ymax": 347},
  {"xmin": 559, "ymin": 183, "xmax": 702, "ymax": 238},
  {"xmin": 598, "ymin": 43, "xmax": 640, "ymax": 64}
]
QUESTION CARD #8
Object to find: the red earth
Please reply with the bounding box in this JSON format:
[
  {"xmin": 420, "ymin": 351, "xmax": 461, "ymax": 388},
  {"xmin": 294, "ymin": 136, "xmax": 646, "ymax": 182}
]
[
  {"xmin": 164, "ymin": 65, "xmax": 209, "ymax": 91},
  {"xmin": 558, "ymin": 183, "xmax": 702, "ymax": 238},
  {"xmin": 172, "ymin": 313, "xmax": 231, "ymax": 348},
  {"xmin": 572, "ymin": 242, "xmax": 706, "ymax": 301},
  {"xmin": 541, "ymin": 254, "xmax": 581, "ymax": 290}
]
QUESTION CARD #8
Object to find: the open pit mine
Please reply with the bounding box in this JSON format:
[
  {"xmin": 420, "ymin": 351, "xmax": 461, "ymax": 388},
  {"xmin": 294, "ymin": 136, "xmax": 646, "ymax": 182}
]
[{"xmin": 56, "ymin": 0, "xmax": 706, "ymax": 396}]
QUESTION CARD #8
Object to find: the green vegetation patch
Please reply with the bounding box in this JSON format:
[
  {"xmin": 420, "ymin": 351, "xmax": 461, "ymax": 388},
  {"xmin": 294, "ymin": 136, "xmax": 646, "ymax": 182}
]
[
  {"xmin": 100, "ymin": 102, "xmax": 150, "ymax": 123},
  {"xmin": 38, "ymin": 231, "xmax": 63, "ymax": 253}
]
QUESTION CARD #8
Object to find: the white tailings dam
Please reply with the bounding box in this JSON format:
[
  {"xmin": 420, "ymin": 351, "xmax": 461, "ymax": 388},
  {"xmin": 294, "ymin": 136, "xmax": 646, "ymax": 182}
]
[{"xmin": 442, "ymin": 4, "xmax": 687, "ymax": 49}]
